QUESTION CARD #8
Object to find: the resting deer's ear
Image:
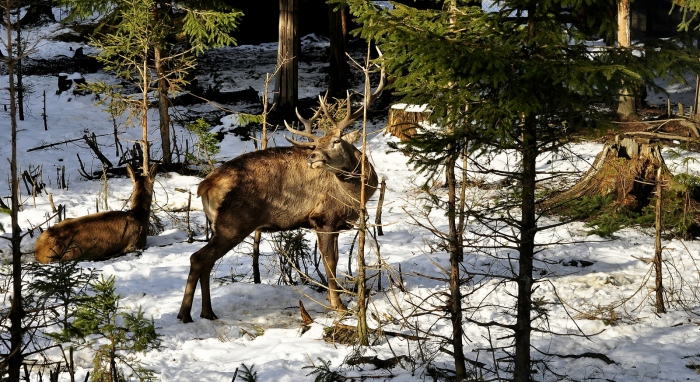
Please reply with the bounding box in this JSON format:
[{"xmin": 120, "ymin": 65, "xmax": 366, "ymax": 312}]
[
  {"xmin": 126, "ymin": 164, "xmax": 136, "ymax": 182},
  {"xmin": 149, "ymin": 164, "xmax": 158, "ymax": 181},
  {"xmin": 342, "ymin": 130, "xmax": 362, "ymax": 144}
]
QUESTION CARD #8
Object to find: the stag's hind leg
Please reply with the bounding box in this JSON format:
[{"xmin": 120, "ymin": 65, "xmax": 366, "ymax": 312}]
[{"xmin": 177, "ymin": 235, "xmax": 237, "ymax": 323}]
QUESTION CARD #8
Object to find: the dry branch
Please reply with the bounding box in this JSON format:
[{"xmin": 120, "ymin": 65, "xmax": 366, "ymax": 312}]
[
  {"xmin": 375, "ymin": 179, "xmax": 386, "ymax": 236},
  {"xmin": 26, "ymin": 134, "xmax": 110, "ymax": 152},
  {"xmin": 624, "ymin": 131, "xmax": 698, "ymax": 142},
  {"xmin": 83, "ymin": 133, "xmax": 113, "ymax": 168},
  {"xmin": 550, "ymin": 351, "xmax": 615, "ymax": 365}
]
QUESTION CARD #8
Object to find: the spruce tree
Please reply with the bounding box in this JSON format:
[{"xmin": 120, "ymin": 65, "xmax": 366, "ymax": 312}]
[
  {"xmin": 339, "ymin": 0, "xmax": 700, "ymax": 380},
  {"xmin": 67, "ymin": 275, "xmax": 161, "ymax": 382},
  {"xmin": 28, "ymin": 257, "xmax": 98, "ymax": 382}
]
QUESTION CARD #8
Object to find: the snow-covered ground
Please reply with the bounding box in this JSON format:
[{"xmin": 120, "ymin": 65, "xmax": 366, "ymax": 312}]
[{"xmin": 4, "ymin": 11, "xmax": 700, "ymax": 382}]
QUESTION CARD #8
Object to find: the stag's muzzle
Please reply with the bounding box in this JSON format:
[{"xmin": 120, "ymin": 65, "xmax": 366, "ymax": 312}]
[{"xmin": 307, "ymin": 152, "xmax": 325, "ymax": 169}]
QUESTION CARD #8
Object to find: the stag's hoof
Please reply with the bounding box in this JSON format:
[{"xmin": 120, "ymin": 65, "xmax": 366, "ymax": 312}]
[
  {"xmin": 200, "ymin": 311, "xmax": 219, "ymax": 320},
  {"xmin": 177, "ymin": 312, "xmax": 194, "ymax": 323}
]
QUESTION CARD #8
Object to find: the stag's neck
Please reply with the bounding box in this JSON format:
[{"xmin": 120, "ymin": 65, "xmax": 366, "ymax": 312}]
[
  {"xmin": 336, "ymin": 152, "xmax": 378, "ymax": 193},
  {"xmin": 337, "ymin": 163, "xmax": 362, "ymax": 182}
]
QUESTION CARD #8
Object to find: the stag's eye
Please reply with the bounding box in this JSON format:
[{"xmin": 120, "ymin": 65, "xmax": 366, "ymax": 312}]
[{"xmin": 333, "ymin": 139, "xmax": 342, "ymax": 145}]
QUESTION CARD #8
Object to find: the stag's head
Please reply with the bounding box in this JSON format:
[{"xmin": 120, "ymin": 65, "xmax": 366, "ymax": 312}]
[
  {"xmin": 285, "ymin": 112, "xmax": 362, "ymax": 174},
  {"xmin": 307, "ymin": 128, "xmax": 362, "ymax": 172},
  {"xmin": 285, "ymin": 67, "xmax": 386, "ymax": 174}
]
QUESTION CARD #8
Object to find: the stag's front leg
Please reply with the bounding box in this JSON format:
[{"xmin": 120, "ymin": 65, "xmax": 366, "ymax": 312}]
[{"xmin": 316, "ymin": 230, "xmax": 346, "ymax": 310}]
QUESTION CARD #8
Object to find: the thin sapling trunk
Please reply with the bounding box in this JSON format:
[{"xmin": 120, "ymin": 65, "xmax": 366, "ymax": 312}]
[{"xmin": 355, "ymin": 46, "xmax": 372, "ymax": 346}]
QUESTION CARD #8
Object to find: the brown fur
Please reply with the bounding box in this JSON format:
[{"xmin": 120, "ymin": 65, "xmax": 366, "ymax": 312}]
[
  {"xmin": 34, "ymin": 164, "xmax": 157, "ymax": 263},
  {"xmin": 178, "ymin": 130, "xmax": 379, "ymax": 323}
]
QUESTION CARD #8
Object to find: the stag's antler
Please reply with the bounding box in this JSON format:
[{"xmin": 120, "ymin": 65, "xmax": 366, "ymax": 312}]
[
  {"xmin": 285, "ymin": 62, "xmax": 387, "ymax": 145},
  {"xmin": 285, "ymin": 106, "xmax": 323, "ymax": 147},
  {"xmin": 320, "ymin": 66, "xmax": 386, "ymax": 134}
]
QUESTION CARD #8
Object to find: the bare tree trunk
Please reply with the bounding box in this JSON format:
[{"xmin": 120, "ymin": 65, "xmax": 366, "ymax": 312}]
[
  {"xmin": 152, "ymin": 4, "xmax": 171, "ymax": 164},
  {"xmin": 356, "ymin": 47, "xmax": 372, "ymax": 346},
  {"xmin": 693, "ymin": 72, "xmax": 700, "ymax": 122},
  {"xmin": 274, "ymin": 0, "xmax": 299, "ymax": 117},
  {"xmin": 616, "ymin": 0, "xmax": 637, "ymax": 120},
  {"xmin": 654, "ymin": 168, "xmax": 666, "ymax": 314},
  {"xmin": 155, "ymin": 45, "xmax": 172, "ymax": 164},
  {"xmin": 446, "ymin": 154, "xmax": 467, "ymax": 381},
  {"xmin": 5, "ymin": 1, "xmax": 25, "ymax": 378},
  {"xmin": 617, "ymin": 0, "xmax": 630, "ymax": 61},
  {"xmin": 15, "ymin": 10, "xmax": 23, "ymax": 121},
  {"xmin": 327, "ymin": 3, "xmax": 349, "ymax": 98}
]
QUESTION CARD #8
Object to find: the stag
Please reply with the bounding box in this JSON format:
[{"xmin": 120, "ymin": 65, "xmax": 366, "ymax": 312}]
[
  {"xmin": 177, "ymin": 76, "xmax": 385, "ymax": 323},
  {"xmin": 35, "ymin": 164, "xmax": 157, "ymax": 263}
]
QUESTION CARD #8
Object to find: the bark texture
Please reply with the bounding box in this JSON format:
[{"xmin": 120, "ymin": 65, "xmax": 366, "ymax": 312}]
[{"xmin": 274, "ymin": 0, "xmax": 299, "ymax": 118}]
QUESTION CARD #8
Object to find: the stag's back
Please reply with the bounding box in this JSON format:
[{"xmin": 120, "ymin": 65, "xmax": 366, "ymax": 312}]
[{"xmin": 198, "ymin": 146, "xmax": 376, "ymax": 234}]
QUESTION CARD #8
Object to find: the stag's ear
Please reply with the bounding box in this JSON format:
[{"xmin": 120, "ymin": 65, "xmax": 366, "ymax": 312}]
[{"xmin": 342, "ymin": 129, "xmax": 362, "ymax": 144}]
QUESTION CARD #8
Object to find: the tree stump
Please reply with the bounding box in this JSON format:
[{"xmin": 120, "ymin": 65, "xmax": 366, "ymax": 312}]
[
  {"xmin": 58, "ymin": 73, "xmax": 71, "ymax": 93},
  {"xmin": 58, "ymin": 73, "xmax": 87, "ymax": 95},
  {"xmin": 20, "ymin": 2, "xmax": 56, "ymax": 26},
  {"xmin": 385, "ymin": 104, "xmax": 430, "ymax": 141},
  {"xmin": 543, "ymin": 135, "xmax": 668, "ymax": 212}
]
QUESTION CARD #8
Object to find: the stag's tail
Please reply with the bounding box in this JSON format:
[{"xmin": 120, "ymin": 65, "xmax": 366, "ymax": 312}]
[{"xmin": 197, "ymin": 177, "xmax": 219, "ymax": 230}]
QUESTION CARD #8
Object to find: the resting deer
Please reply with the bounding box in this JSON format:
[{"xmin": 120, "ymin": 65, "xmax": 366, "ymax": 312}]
[
  {"xmin": 35, "ymin": 164, "xmax": 157, "ymax": 263},
  {"xmin": 177, "ymin": 75, "xmax": 385, "ymax": 323}
]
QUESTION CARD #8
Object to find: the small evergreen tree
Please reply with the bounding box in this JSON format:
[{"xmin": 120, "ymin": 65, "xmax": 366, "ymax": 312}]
[
  {"xmin": 185, "ymin": 118, "xmax": 220, "ymax": 173},
  {"xmin": 238, "ymin": 363, "xmax": 258, "ymax": 382},
  {"xmin": 62, "ymin": 275, "xmax": 161, "ymax": 382},
  {"xmin": 27, "ymin": 252, "xmax": 98, "ymax": 381}
]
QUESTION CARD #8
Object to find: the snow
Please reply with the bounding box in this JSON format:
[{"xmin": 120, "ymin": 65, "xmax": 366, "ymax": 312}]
[{"xmin": 3, "ymin": 14, "xmax": 700, "ymax": 382}]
